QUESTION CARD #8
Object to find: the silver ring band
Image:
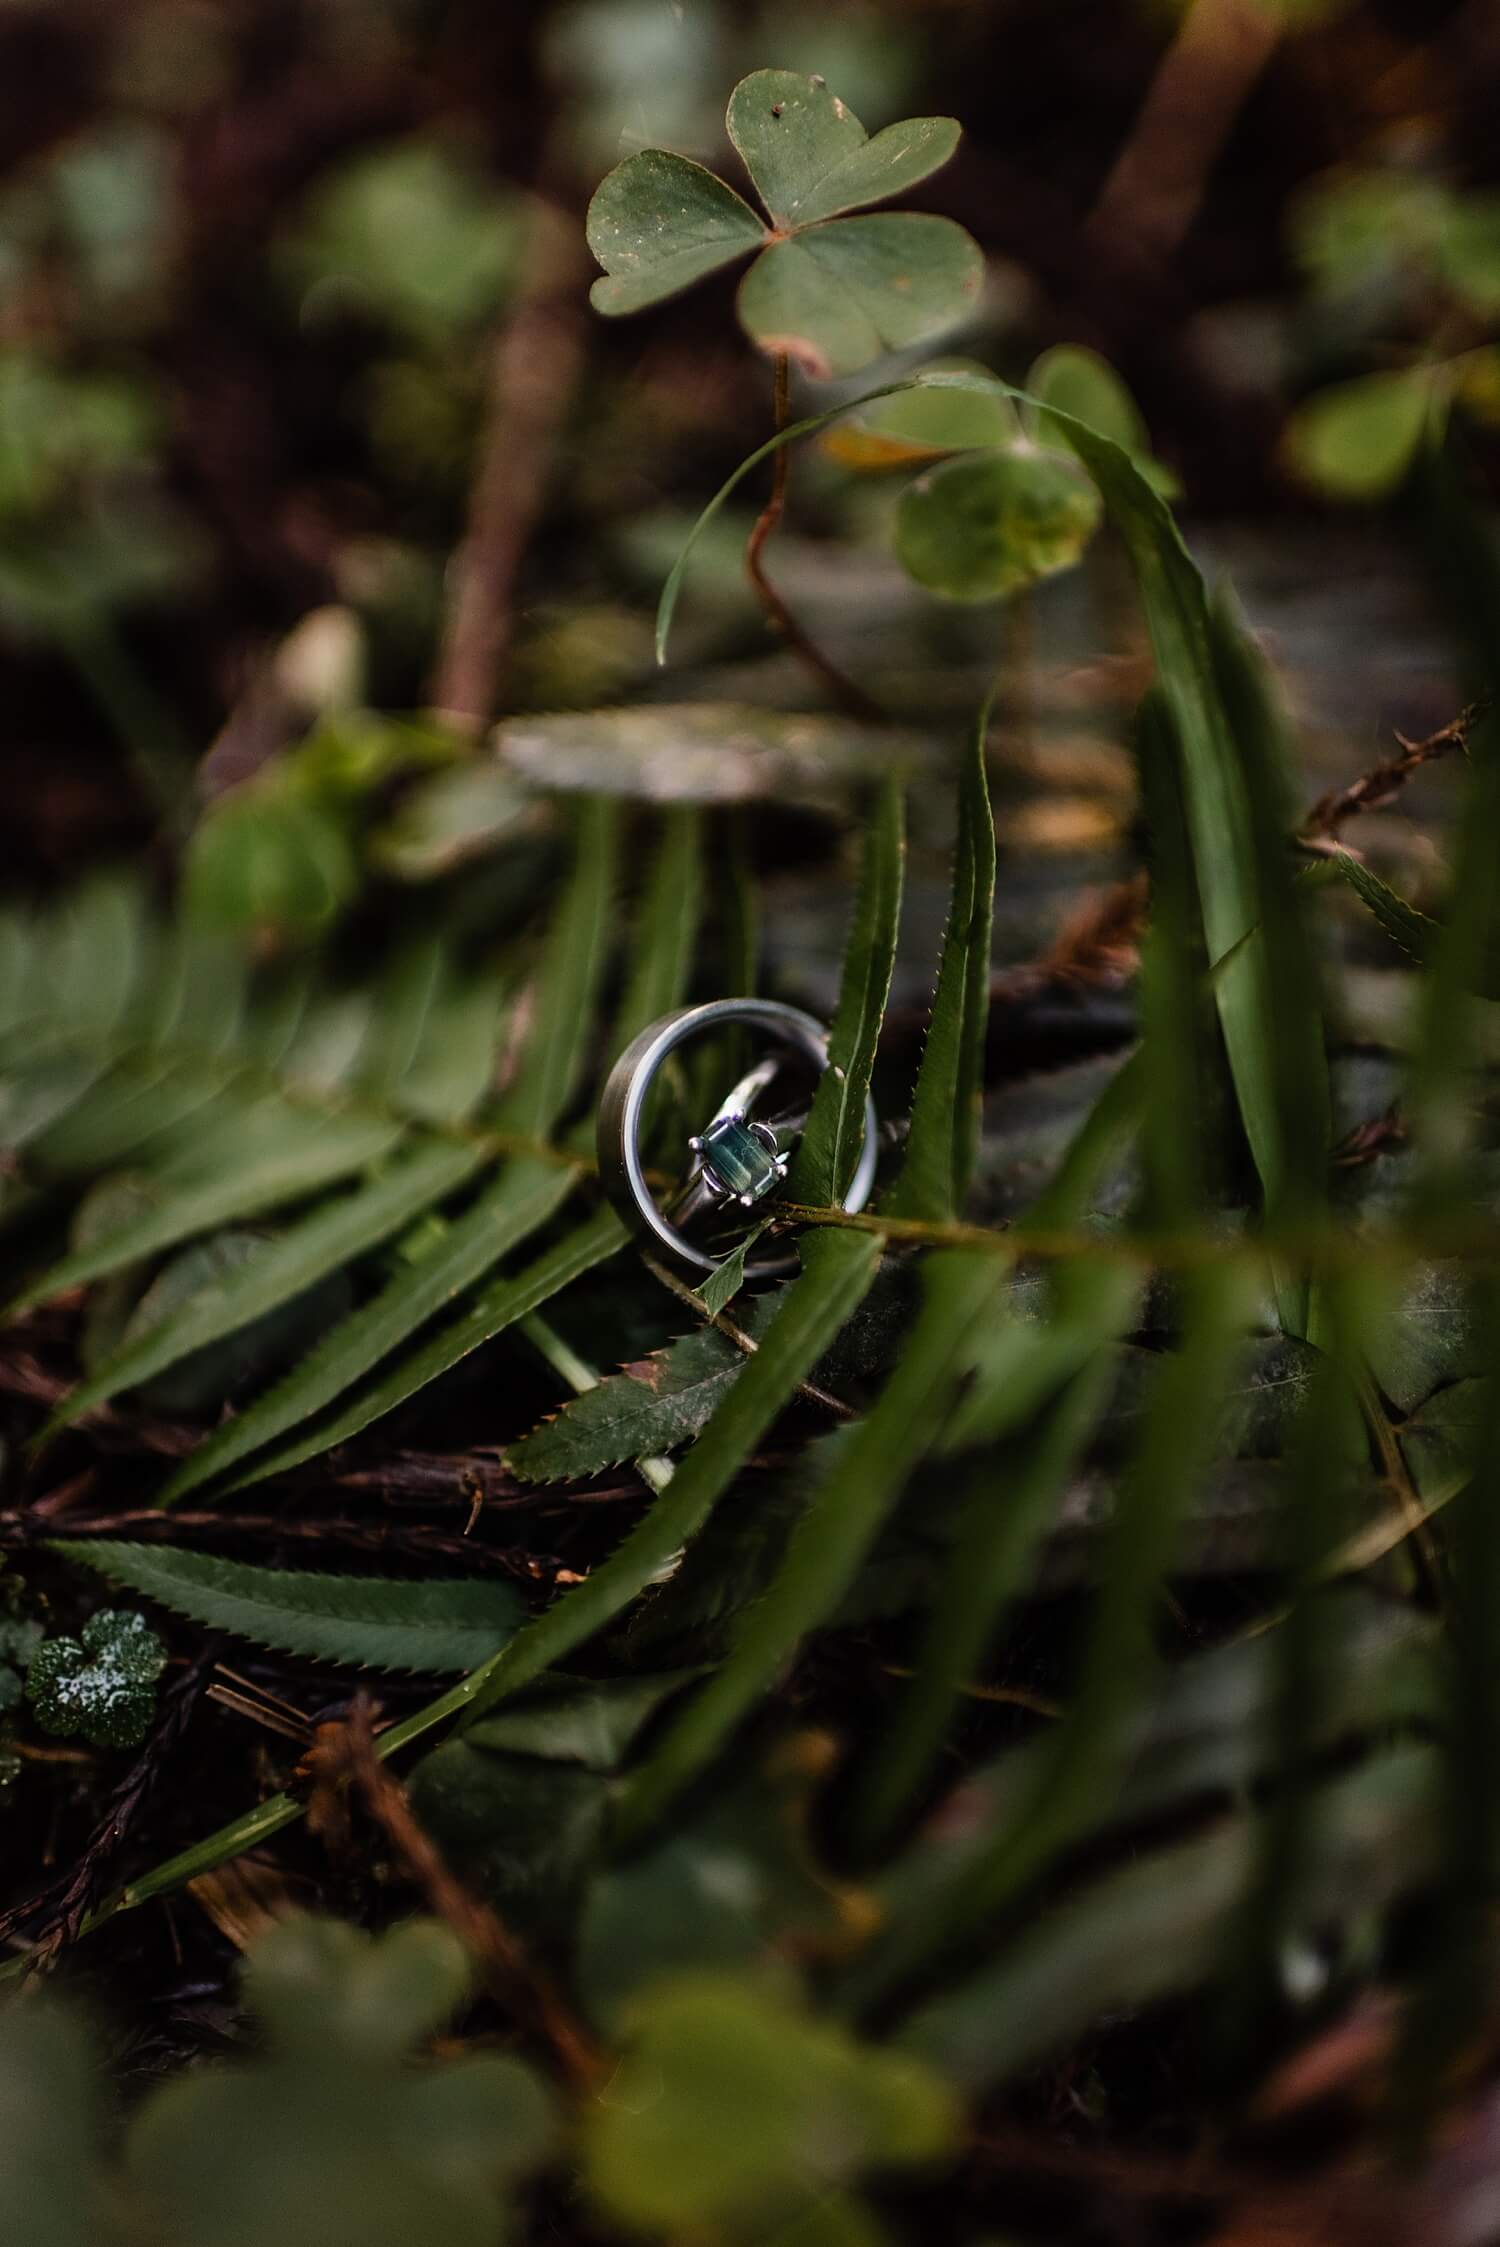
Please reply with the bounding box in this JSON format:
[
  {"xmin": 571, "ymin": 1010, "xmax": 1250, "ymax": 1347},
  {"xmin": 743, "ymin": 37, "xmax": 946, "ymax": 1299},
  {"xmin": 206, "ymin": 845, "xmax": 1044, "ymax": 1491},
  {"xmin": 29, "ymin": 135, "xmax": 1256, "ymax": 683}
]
[{"xmin": 596, "ymin": 998, "xmax": 878, "ymax": 1279}]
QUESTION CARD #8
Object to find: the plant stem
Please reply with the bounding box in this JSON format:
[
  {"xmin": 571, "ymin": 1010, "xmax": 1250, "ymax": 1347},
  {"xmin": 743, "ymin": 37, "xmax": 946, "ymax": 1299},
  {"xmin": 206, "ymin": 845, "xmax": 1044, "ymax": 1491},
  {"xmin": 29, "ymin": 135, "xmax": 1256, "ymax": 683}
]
[{"xmin": 745, "ymin": 354, "xmax": 883, "ymax": 723}]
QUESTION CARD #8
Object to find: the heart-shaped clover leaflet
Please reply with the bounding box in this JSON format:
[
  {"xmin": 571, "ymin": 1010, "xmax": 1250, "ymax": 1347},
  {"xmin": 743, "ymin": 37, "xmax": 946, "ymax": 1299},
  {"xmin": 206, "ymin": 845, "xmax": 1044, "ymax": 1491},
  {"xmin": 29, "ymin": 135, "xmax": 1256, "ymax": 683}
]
[{"xmin": 587, "ymin": 70, "xmax": 984, "ymax": 378}]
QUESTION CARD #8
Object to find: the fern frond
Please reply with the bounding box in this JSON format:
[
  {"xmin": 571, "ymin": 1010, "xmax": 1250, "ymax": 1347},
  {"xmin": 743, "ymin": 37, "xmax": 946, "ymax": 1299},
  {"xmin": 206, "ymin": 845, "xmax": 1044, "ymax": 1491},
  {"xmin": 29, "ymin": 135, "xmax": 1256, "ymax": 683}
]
[{"xmin": 52, "ymin": 1540, "xmax": 524, "ymax": 1672}]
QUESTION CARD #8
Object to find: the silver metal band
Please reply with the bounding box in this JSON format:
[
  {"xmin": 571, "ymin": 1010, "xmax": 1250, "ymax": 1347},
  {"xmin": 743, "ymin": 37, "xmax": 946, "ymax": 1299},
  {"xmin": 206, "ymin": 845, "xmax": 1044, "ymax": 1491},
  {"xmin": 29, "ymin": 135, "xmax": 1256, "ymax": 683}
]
[{"xmin": 596, "ymin": 998, "xmax": 878, "ymax": 1279}]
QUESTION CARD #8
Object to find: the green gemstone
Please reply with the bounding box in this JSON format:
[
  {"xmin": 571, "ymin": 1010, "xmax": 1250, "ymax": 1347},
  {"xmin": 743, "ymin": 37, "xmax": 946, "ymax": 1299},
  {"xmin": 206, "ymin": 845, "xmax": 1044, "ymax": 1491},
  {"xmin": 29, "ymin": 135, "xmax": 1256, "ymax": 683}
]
[{"xmin": 699, "ymin": 1115, "xmax": 782, "ymax": 1204}]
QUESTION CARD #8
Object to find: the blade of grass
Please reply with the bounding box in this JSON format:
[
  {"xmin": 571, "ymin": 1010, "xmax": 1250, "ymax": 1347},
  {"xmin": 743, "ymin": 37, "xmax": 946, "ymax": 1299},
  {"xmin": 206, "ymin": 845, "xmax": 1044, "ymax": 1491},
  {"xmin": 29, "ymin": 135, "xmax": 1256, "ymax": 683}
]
[
  {"xmin": 883, "ymin": 703, "xmax": 995, "ymax": 1222},
  {"xmin": 612, "ymin": 1245, "xmax": 1001, "ymax": 1849}
]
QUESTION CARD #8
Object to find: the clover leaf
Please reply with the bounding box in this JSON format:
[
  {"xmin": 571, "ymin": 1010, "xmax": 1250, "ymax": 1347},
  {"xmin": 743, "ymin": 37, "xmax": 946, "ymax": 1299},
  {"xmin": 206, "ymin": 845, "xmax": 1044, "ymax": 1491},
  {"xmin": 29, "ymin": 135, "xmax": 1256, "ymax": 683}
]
[
  {"xmin": 125, "ymin": 1916, "xmax": 556, "ymax": 2247},
  {"xmin": 25, "ymin": 1608, "xmax": 166, "ymax": 1749},
  {"xmin": 587, "ymin": 70, "xmax": 983, "ymax": 378}
]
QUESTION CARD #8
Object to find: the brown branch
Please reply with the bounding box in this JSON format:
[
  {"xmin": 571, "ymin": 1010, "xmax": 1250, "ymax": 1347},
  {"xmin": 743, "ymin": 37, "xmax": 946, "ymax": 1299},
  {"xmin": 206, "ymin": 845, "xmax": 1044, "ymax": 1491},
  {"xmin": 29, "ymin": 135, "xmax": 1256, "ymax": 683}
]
[
  {"xmin": 1302, "ymin": 704, "xmax": 1479, "ymax": 845},
  {"xmin": 745, "ymin": 354, "xmax": 883, "ymax": 724},
  {"xmin": 429, "ymin": 196, "xmax": 590, "ymax": 730},
  {"xmin": 304, "ymin": 1694, "xmax": 601, "ymax": 2088},
  {"xmin": 1088, "ymin": 0, "xmax": 1284, "ymax": 267}
]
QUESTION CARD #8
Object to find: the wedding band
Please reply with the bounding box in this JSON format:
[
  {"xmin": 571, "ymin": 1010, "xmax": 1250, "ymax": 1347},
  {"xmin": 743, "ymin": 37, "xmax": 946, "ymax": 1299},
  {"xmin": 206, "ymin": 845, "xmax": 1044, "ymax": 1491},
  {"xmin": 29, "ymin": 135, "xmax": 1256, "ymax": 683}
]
[{"xmin": 596, "ymin": 998, "xmax": 878, "ymax": 1279}]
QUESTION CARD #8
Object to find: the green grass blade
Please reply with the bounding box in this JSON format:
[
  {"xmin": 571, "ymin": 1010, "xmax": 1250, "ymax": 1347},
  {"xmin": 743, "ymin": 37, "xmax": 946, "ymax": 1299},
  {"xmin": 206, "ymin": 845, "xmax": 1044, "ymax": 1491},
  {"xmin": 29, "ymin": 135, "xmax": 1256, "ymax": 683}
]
[
  {"xmin": 613, "ymin": 1246, "xmax": 1000, "ymax": 1848},
  {"xmin": 787, "ymin": 775, "xmax": 904, "ymax": 1208},
  {"xmin": 155, "ymin": 1157, "xmax": 577, "ymax": 1502},
  {"xmin": 39, "ymin": 1136, "xmax": 488, "ymax": 1439},
  {"xmin": 608, "ymin": 807, "xmax": 704, "ymax": 1059},
  {"xmin": 449, "ymin": 1224, "xmax": 882, "ymax": 1728},
  {"xmin": 216, "ymin": 1197, "xmax": 623, "ymax": 1490},
  {"xmin": 14, "ymin": 1106, "xmax": 405, "ymax": 1311},
  {"xmin": 501, "ymin": 796, "xmax": 619, "ymax": 1140},
  {"xmin": 883, "ymin": 707, "xmax": 995, "ymax": 1222},
  {"xmin": 51, "ymin": 1540, "xmax": 524, "ymax": 1673}
]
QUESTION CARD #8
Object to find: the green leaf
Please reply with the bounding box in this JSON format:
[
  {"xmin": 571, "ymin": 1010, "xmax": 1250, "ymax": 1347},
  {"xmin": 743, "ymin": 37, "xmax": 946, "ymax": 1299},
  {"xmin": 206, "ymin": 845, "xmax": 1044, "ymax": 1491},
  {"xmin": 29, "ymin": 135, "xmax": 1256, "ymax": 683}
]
[
  {"xmin": 607, "ymin": 806, "xmax": 704, "ymax": 1060},
  {"xmin": 0, "ymin": 2001, "xmax": 109, "ymax": 2247},
  {"xmin": 584, "ymin": 1975, "xmax": 954, "ymax": 2234},
  {"xmin": 451, "ymin": 1224, "xmax": 882, "ymax": 1730},
  {"xmin": 53, "ymin": 1541, "xmax": 524, "ymax": 1673},
  {"xmin": 501, "ymin": 794, "xmax": 618, "ymax": 1139},
  {"xmin": 1401, "ymin": 1376, "xmax": 1489, "ymax": 1507},
  {"xmin": 737, "ymin": 215, "xmax": 983, "ymax": 379},
  {"xmin": 25, "ymin": 1607, "xmax": 166, "ymax": 1749},
  {"xmin": 614, "ymin": 1247, "xmax": 1002, "ymax": 1844},
  {"xmin": 125, "ymin": 1916, "xmax": 556, "ymax": 2247},
  {"xmin": 1328, "ymin": 849, "xmax": 1446, "ymax": 967},
  {"xmin": 13, "ymin": 1105, "xmax": 405, "ymax": 1310},
  {"xmin": 882, "ymin": 710, "xmax": 994, "ymax": 1220},
  {"xmin": 184, "ymin": 784, "xmax": 359, "ymax": 943},
  {"xmin": 1282, "ymin": 370, "xmax": 1436, "ymax": 500},
  {"xmin": 897, "ymin": 1747, "xmax": 1436, "ymax": 2089},
  {"xmin": 156, "ymin": 1157, "xmax": 577, "ymax": 1501},
  {"xmin": 821, "ymin": 360, "xmax": 1017, "ymax": 469},
  {"xmin": 1437, "ymin": 192, "xmax": 1500, "ymax": 319},
  {"xmin": 725, "ymin": 70, "xmax": 960, "ymax": 229},
  {"xmin": 1025, "ymin": 344, "xmax": 1149, "ymax": 456},
  {"xmin": 215, "ymin": 1200, "xmax": 624, "ymax": 1492},
  {"xmin": 509, "ymin": 1296, "xmax": 778, "ymax": 1483},
  {"xmin": 587, "ymin": 149, "xmax": 765, "ymax": 317},
  {"xmin": 40, "ymin": 1138, "xmax": 486, "ymax": 1438},
  {"xmin": 895, "ymin": 441, "xmax": 1102, "ymax": 602},
  {"xmin": 698, "ymin": 1220, "xmax": 769, "ymax": 1315},
  {"xmin": 788, "ymin": 776, "xmax": 904, "ymax": 1208}
]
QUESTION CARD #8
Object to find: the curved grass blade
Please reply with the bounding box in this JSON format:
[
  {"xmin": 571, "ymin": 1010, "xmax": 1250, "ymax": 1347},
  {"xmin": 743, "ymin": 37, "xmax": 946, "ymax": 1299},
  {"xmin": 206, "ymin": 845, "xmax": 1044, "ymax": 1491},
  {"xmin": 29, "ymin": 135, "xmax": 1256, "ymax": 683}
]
[
  {"xmin": 156, "ymin": 1156, "xmax": 577, "ymax": 1502},
  {"xmin": 786, "ymin": 775, "xmax": 904, "ymax": 1208},
  {"xmin": 52, "ymin": 1540, "xmax": 523, "ymax": 1673},
  {"xmin": 882, "ymin": 706, "xmax": 994, "ymax": 1223},
  {"xmin": 15, "ymin": 1104, "xmax": 405, "ymax": 1312},
  {"xmin": 608, "ymin": 807, "xmax": 704, "ymax": 1059},
  {"xmin": 897, "ymin": 1745, "xmax": 1437, "ymax": 2093},
  {"xmin": 612, "ymin": 1245, "xmax": 1000, "ymax": 1848},
  {"xmin": 501, "ymin": 795, "xmax": 619, "ymax": 1140},
  {"xmin": 218, "ymin": 1199, "xmax": 625, "ymax": 1491},
  {"xmin": 39, "ymin": 1135, "xmax": 488, "ymax": 1441}
]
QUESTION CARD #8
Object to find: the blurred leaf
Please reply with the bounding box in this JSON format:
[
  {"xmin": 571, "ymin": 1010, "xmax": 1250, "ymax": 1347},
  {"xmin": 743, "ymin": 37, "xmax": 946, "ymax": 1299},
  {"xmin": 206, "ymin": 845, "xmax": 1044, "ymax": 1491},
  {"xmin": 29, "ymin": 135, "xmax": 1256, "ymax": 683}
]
[
  {"xmin": 115, "ymin": 1227, "xmax": 353, "ymax": 1414},
  {"xmin": 282, "ymin": 141, "xmax": 520, "ymax": 340},
  {"xmin": 894, "ymin": 443, "xmax": 1102, "ymax": 602},
  {"xmin": 882, "ymin": 712, "xmax": 994, "ymax": 1221},
  {"xmin": 55, "ymin": 1542, "xmax": 523, "ymax": 1674},
  {"xmin": 1437, "ymin": 192, "xmax": 1500, "ymax": 319},
  {"xmin": 497, "ymin": 703, "xmax": 933, "ymax": 806},
  {"xmin": 737, "ymin": 216, "xmax": 982, "ymax": 380},
  {"xmin": 1401, "ymin": 1376, "xmax": 1489, "ymax": 1505},
  {"xmin": 373, "ymin": 763, "xmax": 537, "ymax": 880},
  {"xmin": 616, "ymin": 1249, "xmax": 1002, "ymax": 1844},
  {"xmin": 42, "ymin": 1140, "xmax": 485, "ymax": 1436},
  {"xmin": 821, "ymin": 358, "xmax": 1016, "ymax": 469},
  {"xmin": 213, "ymin": 1202, "xmax": 626, "ymax": 1493},
  {"xmin": 1282, "ymin": 370, "xmax": 1436, "ymax": 500},
  {"xmin": 788, "ymin": 776, "xmax": 903, "ymax": 1208},
  {"xmin": 125, "ymin": 1916, "xmax": 555, "ymax": 2247},
  {"xmin": 725, "ymin": 70, "xmax": 959, "ymax": 228},
  {"xmin": 155, "ymin": 1158, "xmax": 576, "ymax": 1501},
  {"xmin": 409, "ymin": 1672, "xmax": 695, "ymax": 1940},
  {"xmin": 577, "ymin": 1749, "xmax": 844, "ymax": 2033},
  {"xmin": 184, "ymin": 785, "xmax": 359, "ymax": 944},
  {"xmin": 0, "ymin": 2002, "xmax": 112, "ymax": 2247},
  {"xmin": 584, "ymin": 1975, "xmax": 954, "ymax": 2235},
  {"xmin": 898, "ymin": 1747, "xmax": 1436, "ymax": 2090},
  {"xmin": 0, "ymin": 350, "xmax": 160, "ymax": 520},
  {"xmin": 1024, "ymin": 343, "xmax": 1178, "ymax": 495},
  {"xmin": 1365, "ymin": 1263, "xmax": 1483, "ymax": 1413}
]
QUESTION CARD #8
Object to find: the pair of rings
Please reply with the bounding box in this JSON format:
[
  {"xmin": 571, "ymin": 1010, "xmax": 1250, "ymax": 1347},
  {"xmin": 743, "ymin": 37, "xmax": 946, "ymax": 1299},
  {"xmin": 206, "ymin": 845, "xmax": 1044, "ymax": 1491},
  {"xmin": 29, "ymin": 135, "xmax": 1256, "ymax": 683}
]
[{"xmin": 596, "ymin": 998, "xmax": 877, "ymax": 1282}]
